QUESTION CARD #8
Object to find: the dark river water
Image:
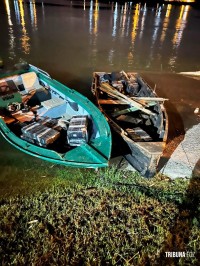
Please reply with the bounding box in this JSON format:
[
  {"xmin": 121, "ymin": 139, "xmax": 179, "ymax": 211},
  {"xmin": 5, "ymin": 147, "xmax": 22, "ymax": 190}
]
[
  {"xmin": 0, "ymin": 0, "xmax": 200, "ymax": 172},
  {"xmin": 1, "ymin": 0, "xmax": 200, "ymax": 93}
]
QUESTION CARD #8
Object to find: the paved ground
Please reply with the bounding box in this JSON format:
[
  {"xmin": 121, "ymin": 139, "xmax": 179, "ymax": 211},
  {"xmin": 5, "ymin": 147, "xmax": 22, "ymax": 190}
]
[
  {"xmin": 160, "ymin": 123, "xmax": 200, "ymax": 178},
  {"xmin": 111, "ymin": 72, "xmax": 200, "ymax": 178},
  {"xmin": 160, "ymin": 72, "xmax": 200, "ymax": 178}
]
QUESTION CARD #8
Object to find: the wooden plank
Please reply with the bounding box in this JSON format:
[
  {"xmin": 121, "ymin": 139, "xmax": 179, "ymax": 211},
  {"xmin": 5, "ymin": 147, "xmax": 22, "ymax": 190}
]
[
  {"xmin": 126, "ymin": 127, "xmax": 152, "ymax": 142},
  {"xmin": 120, "ymin": 70, "xmax": 129, "ymax": 80},
  {"xmin": 131, "ymin": 97, "xmax": 168, "ymax": 102},
  {"xmin": 98, "ymin": 99, "xmax": 127, "ymax": 105},
  {"xmin": 116, "ymin": 115, "xmax": 142, "ymax": 124},
  {"xmin": 100, "ymin": 82, "xmax": 155, "ymax": 116},
  {"xmin": 12, "ymin": 111, "xmax": 35, "ymax": 122},
  {"xmin": 99, "ymin": 84, "xmax": 125, "ymax": 100},
  {"xmin": 112, "ymin": 106, "xmax": 138, "ymax": 117},
  {"xmin": 0, "ymin": 115, "xmax": 16, "ymax": 124},
  {"xmin": 98, "ymin": 96, "xmax": 167, "ymax": 107},
  {"xmin": 108, "ymin": 117, "xmax": 128, "ymax": 137}
]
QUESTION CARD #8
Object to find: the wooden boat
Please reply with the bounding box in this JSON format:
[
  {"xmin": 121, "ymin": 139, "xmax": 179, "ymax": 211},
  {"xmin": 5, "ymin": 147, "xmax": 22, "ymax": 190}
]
[
  {"xmin": 0, "ymin": 64, "xmax": 111, "ymax": 168},
  {"xmin": 92, "ymin": 71, "xmax": 168, "ymax": 177}
]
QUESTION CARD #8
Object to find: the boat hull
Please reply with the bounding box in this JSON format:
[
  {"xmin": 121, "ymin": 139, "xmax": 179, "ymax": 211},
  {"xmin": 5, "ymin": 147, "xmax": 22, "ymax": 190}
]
[
  {"xmin": 92, "ymin": 71, "xmax": 168, "ymax": 177},
  {"xmin": 123, "ymin": 134, "xmax": 166, "ymax": 177},
  {"xmin": 0, "ymin": 65, "xmax": 112, "ymax": 168}
]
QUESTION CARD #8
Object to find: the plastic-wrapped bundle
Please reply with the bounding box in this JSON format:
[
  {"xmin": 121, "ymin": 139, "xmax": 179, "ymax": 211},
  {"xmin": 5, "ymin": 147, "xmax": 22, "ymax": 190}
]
[
  {"xmin": 67, "ymin": 116, "xmax": 88, "ymax": 146},
  {"xmin": 36, "ymin": 127, "xmax": 60, "ymax": 147},
  {"xmin": 21, "ymin": 121, "xmax": 60, "ymax": 147}
]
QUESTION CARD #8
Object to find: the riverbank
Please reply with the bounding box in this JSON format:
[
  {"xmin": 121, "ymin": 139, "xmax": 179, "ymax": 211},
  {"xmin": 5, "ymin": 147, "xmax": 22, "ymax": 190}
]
[
  {"xmin": 0, "ymin": 162, "xmax": 199, "ymax": 265},
  {"xmin": 0, "ymin": 70, "xmax": 199, "ymax": 264}
]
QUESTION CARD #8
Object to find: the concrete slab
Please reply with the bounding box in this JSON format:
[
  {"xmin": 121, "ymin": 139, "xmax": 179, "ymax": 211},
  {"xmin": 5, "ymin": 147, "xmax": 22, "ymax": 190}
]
[{"xmin": 160, "ymin": 124, "xmax": 200, "ymax": 178}]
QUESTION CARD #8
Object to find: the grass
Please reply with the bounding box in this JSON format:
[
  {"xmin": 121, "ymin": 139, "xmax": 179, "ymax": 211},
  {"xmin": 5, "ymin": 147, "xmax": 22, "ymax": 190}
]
[{"xmin": 0, "ymin": 143, "xmax": 200, "ymax": 265}]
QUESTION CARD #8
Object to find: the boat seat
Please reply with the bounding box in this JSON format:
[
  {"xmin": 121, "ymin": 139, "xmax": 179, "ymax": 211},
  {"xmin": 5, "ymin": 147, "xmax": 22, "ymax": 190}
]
[
  {"xmin": 21, "ymin": 72, "xmax": 44, "ymax": 93},
  {"xmin": 41, "ymin": 98, "xmax": 66, "ymax": 110},
  {"xmin": 37, "ymin": 98, "xmax": 66, "ymax": 118}
]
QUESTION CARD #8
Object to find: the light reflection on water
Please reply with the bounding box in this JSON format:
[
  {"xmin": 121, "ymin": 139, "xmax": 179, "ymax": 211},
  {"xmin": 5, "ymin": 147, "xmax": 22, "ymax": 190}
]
[
  {"xmin": 169, "ymin": 5, "xmax": 190, "ymax": 70},
  {"xmin": 160, "ymin": 4, "xmax": 172, "ymax": 44},
  {"xmin": 5, "ymin": 0, "xmax": 15, "ymax": 60},
  {"xmin": 1, "ymin": 0, "xmax": 200, "ymax": 74},
  {"xmin": 29, "ymin": 0, "xmax": 38, "ymax": 30},
  {"xmin": 18, "ymin": 0, "xmax": 30, "ymax": 55}
]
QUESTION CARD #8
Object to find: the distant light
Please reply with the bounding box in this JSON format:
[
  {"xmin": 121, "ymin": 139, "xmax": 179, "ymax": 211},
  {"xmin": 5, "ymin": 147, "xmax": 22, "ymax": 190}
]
[{"xmin": 164, "ymin": 0, "xmax": 195, "ymax": 2}]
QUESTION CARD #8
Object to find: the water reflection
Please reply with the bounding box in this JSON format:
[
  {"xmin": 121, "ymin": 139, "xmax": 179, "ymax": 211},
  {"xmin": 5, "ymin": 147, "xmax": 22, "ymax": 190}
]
[
  {"xmin": 120, "ymin": 3, "xmax": 128, "ymax": 37},
  {"xmin": 2, "ymin": 1, "xmax": 194, "ymax": 72},
  {"xmin": 160, "ymin": 4, "xmax": 172, "ymax": 44},
  {"xmin": 127, "ymin": 4, "xmax": 140, "ymax": 67},
  {"xmin": 131, "ymin": 3, "xmax": 140, "ymax": 43},
  {"xmin": 147, "ymin": 4, "xmax": 163, "ymax": 69},
  {"xmin": 89, "ymin": 0, "xmax": 99, "ymax": 35},
  {"xmin": 165, "ymin": 0, "xmax": 195, "ymax": 2},
  {"xmin": 152, "ymin": 4, "xmax": 162, "ymax": 44},
  {"xmin": 14, "ymin": 0, "xmax": 20, "ymax": 24},
  {"xmin": 169, "ymin": 5, "xmax": 190, "ymax": 70},
  {"xmin": 29, "ymin": 0, "xmax": 38, "ymax": 30},
  {"xmin": 5, "ymin": 0, "xmax": 15, "ymax": 60},
  {"xmin": 89, "ymin": 0, "xmax": 99, "ymax": 66},
  {"xmin": 5, "ymin": 0, "xmax": 12, "ymax": 26},
  {"xmin": 89, "ymin": 0, "xmax": 93, "ymax": 33},
  {"xmin": 172, "ymin": 5, "xmax": 189, "ymax": 49},
  {"xmin": 139, "ymin": 3, "xmax": 147, "ymax": 39},
  {"xmin": 112, "ymin": 2, "xmax": 118, "ymax": 37},
  {"xmin": 19, "ymin": 0, "xmax": 30, "ymax": 54}
]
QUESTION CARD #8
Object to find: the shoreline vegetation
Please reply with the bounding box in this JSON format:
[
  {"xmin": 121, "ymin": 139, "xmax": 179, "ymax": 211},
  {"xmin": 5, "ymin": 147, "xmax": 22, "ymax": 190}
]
[{"xmin": 0, "ymin": 152, "xmax": 199, "ymax": 265}]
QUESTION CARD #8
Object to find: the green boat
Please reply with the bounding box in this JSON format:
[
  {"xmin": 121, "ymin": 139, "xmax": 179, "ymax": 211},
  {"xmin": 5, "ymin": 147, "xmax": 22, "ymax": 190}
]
[{"xmin": 0, "ymin": 64, "xmax": 111, "ymax": 168}]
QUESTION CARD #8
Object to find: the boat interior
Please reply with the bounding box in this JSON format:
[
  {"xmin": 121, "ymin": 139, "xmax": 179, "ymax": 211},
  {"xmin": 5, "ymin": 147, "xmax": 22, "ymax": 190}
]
[
  {"xmin": 0, "ymin": 71, "xmax": 97, "ymax": 152},
  {"xmin": 95, "ymin": 72, "xmax": 167, "ymax": 143}
]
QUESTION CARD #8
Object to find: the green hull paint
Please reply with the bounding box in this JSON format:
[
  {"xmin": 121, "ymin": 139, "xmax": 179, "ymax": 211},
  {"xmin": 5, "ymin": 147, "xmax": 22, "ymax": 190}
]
[{"xmin": 0, "ymin": 65, "xmax": 112, "ymax": 168}]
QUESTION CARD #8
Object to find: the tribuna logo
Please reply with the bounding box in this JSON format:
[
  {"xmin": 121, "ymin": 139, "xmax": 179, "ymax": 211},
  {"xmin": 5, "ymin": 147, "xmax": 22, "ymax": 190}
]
[
  {"xmin": 165, "ymin": 252, "xmax": 195, "ymax": 258},
  {"xmin": 165, "ymin": 252, "xmax": 186, "ymax": 258}
]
